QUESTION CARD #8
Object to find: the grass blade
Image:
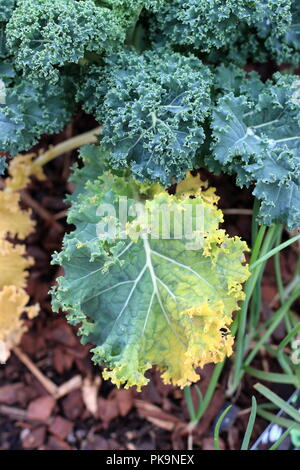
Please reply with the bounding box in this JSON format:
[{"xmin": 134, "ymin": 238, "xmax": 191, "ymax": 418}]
[
  {"xmin": 194, "ymin": 361, "xmax": 225, "ymax": 422},
  {"xmin": 254, "ymin": 383, "xmax": 300, "ymax": 422},
  {"xmin": 241, "ymin": 396, "xmax": 257, "ymax": 450},
  {"xmin": 269, "ymin": 426, "xmax": 294, "ymax": 450},
  {"xmin": 257, "ymin": 408, "xmax": 300, "ymax": 431},
  {"xmin": 245, "ymin": 367, "xmax": 298, "ymax": 386},
  {"xmin": 250, "ymin": 233, "xmax": 300, "ymax": 271},
  {"xmin": 214, "ymin": 405, "xmax": 232, "ymax": 450},
  {"xmin": 278, "ymin": 323, "xmax": 300, "ymax": 351},
  {"xmin": 184, "ymin": 386, "xmax": 196, "ymax": 423},
  {"xmin": 244, "ymin": 287, "xmax": 300, "ymax": 367}
]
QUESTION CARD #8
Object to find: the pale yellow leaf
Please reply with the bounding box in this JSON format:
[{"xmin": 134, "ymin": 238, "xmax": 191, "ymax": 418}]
[
  {"xmin": 0, "ymin": 285, "xmax": 39, "ymax": 361},
  {"xmin": 82, "ymin": 376, "xmax": 101, "ymax": 416},
  {"xmin": 176, "ymin": 170, "xmax": 207, "ymax": 195},
  {"xmin": 0, "ymin": 192, "xmax": 34, "ymax": 239},
  {"xmin": 0, "ymin": 239, "xmax": 33, "ymax": 289},
  {"xmin": 6, "ymin": 153, "xmax": 46, "ymax": 192}
]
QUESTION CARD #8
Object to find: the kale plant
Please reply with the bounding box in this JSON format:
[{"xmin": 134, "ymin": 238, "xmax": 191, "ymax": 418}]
[{"xmin": 1, "ymin": 0, "xmax": 299, "ymax": 388}]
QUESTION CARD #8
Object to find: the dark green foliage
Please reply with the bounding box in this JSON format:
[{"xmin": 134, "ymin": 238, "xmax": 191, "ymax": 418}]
[
  {"xmin": 78, "ymin": 49, "xmax": 212, "ymax": 185},
  {"xmin": 0, "ymin": 0, "xmax": 299, "ymax": 226},
  {"xmin": 0, "ymin": 63, "xmax": 75, "ymax": 155}
]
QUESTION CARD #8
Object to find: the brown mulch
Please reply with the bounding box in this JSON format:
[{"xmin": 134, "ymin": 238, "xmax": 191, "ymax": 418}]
[{"xmin": 0, "ymin": 115, "xmax": 298, "ymax": 451}]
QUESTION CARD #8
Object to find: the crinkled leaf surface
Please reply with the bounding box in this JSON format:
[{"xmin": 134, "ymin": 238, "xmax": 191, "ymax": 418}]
[
  {"xmin": 210, "ymin": 72, "xmax": 300, "ymax": 229},
  {"xmin": 0, "ymin": 67, "xmax": 75, "ymax": 155},
  {"xmin": 0, "ymin": 239, "xmax": 33, "ymax": 289},
  {"xmin": 6, "ymin": 0, "xmax": 132, "ymax": 83},
  {"xmin": 266, "ymin": 1, "xmax": 300, "ymax": 64},
  {"xmin": 0, "ymin": 1, "xmax": 16, "ymax": 59},
  {"xmin": 150, "ymin": 0, "xmax": 292, "ymax": 52},
  {"xmin": 0, "ymin": 191, "xmax": 34, "ymax": 239},
  {"xmin": 0, "ymin": 0, "xmax": 15, "ymax": 23},
  {"xmin": 78, "ymin": 49, "xmax": 212, "ymax": 186},
  {"xmin": 5, "ymin": 152, "xmax": 46, "ymax": 192},
  {"xmin": 52, "ymin": 145, "xmax": 249, "ymax": 390}
]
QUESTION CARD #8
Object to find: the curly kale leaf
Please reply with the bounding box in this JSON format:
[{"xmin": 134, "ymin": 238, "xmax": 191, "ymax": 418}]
[
  {"xmin": 265, "ymin": 1, "xmax": 300, "ymax": 65},
  {"xmin": 52, "ymin": 144, "xmax": 249, "ymax": 390},
  {"xmin": 0, "ymin": 0, "xmax": 16, "ymax": 23},
  {"xmin": 6, "ymin": 0, "xmax": 137, "ymax": 83},
  {"xmin": 95, "ymin": 0, "xmax": 161, "ymax": 11},
  {"xmin": 0, "ymin": 65, "xmax": 75, "ymax": 155},
  {"xmin": 78, "ymin": 49, "xmax": 212, "ymax": 186},
  {"xmin": 204, "ymin": 0, "xmax": 298, "ymax": 66},
  {"xmin": 0, "ymin": 25, "xmax": 7, "ymax": 59},
  {"xmin": 0, "ymin": 156, "xmax": 7, "ymax": 175},
  {"xmin": 0, "ymin": 0, "xmax": 16, "ymax": 59},
  {"xmin": 149, "ymin": 0, "xmax": 292, "ymax": 53},
  {"xmin": 210, "ymin": 71, "xmax": 300, "ymax": 229}
]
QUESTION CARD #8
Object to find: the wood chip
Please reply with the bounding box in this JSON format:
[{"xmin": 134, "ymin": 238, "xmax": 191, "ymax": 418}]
[
  {"xmin": 22, "ymin": 426, "xmax": 46, "ymax": 449},
  {"xmin": 27, "ymin": 396, "xmax": 56, "ymax": 422},
  {"xmin": 0, "ymin": 383, "xmax": 23, "ymax": 405},
  {"xmin": 49, "ymin": 416, "xmax": 73, "ymax": 440}
]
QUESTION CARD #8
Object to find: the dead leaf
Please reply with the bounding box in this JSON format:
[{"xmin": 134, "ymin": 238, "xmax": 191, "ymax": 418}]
[
  {"xmin": 135, "ymin": 399, "xmax": 183, "ymax": 431},
  {"xmin": 82, "ymin": 376, "xmax": 101, "ymax": 416}
]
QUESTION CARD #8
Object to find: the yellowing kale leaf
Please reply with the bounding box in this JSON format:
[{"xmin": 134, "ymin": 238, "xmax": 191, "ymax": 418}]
[
  {"xmin": 0, "ymin": 191, "xmax": 34, "ymax": 239},
  {"xmin": 78, "ymin": 49, "xmax": 212, "ymax": 186},
  {"xmin": 0, "ymin": 238, "xmax": 33, "ymax": 289},
  {"xmin": 0, "ymin": 136, "xmax": 48, "ymax": 362},
  {"xmin": 0, "ymin": 285, "xmax": 38, "ymax": 363},
  {"xmin": 210, "ymin": 71, "xmax": 300, "ymax": 229},
  {"xmin": 52, "ymin": 145, "xmax": 249, "ymax": 390}
]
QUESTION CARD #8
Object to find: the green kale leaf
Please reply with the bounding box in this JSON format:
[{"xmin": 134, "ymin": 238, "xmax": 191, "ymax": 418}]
[{"xmin": 78, "ymin": 49, "xmax": 212, "ymax": 186}]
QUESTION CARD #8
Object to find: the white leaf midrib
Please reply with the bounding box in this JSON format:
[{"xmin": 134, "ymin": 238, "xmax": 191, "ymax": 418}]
[{"xmin": 142, "ymin": 238, "xmax": 185, "ymax": 345}]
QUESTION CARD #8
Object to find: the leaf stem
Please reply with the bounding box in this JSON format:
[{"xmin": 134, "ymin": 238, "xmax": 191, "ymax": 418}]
[
  {"xmin": 33, "ymin": 126, "xmax": 102, "ymax": 168},
  {"xmin": 250, "ymin": 231, "xmax": 300, "ymax": 271}
]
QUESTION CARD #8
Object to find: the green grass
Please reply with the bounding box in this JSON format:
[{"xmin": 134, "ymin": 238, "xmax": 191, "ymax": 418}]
[{"xmin": 184, "ymin": 197, "xmax": 300, "ymax": 449}]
